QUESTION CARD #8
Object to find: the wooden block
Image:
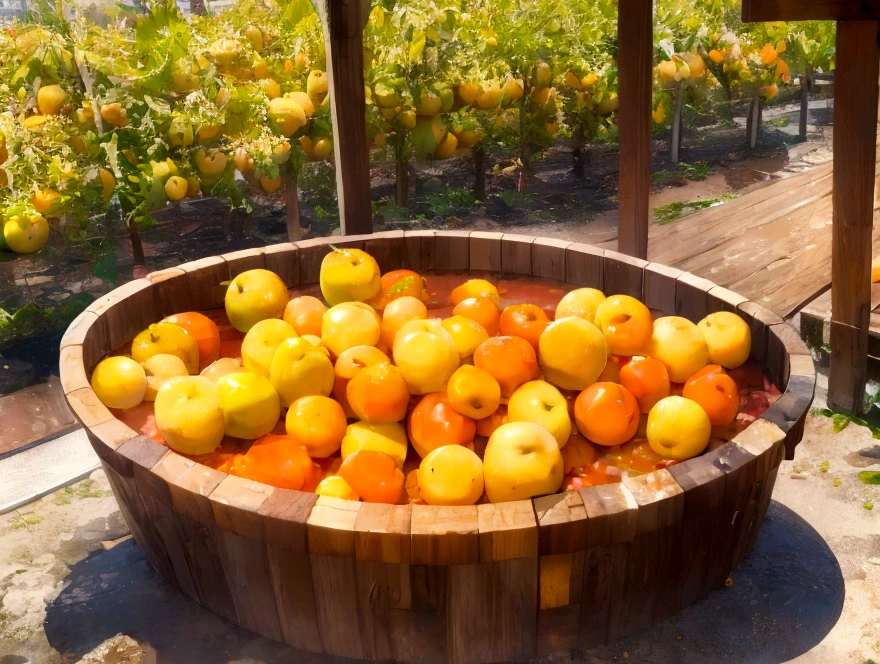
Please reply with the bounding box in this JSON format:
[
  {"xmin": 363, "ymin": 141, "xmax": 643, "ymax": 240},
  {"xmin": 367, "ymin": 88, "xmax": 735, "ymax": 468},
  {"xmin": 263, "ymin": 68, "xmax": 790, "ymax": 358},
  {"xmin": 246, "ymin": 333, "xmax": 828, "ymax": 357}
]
[
  {"xmin": 150, "ymin": 451, "xmax": 197, "ymax": 489},
  {"xmin": 295, "ymin": 237, "xmax": 335, "ymax": 285},
  {"xmin": 644, "ymin": 263, "xmax": 683, "ymax": 317},
  {"xmin": 408, "ymin": 565, "xmax": 449, "ymax": 664},
  {"xmin": 769, "ymin": 322, "xmax": 811, "ymax": 387},
  {"xmin": 434, "ymin": 230, "xmax": 470, "ymax": 272},
  {"xmin": 537, "ymin": 600, "xmax": 582, "ymax": 656},
  {"xmin": 268, "ymin": 545, "xmax": 322, "ymax": 652},
  {"xmin": 403, "ymin": 230, "xmax": 436, "ymax": 272},
  {"xmin": 501, "ymin": 234, "xmax": 534, "ymax": 275},
  {"xmin": 411, "ymin": 504, "xmax": 479, "ymax": 565},
  {"xmin": 531, "ymin": 238, "xmax": 570, "ymax": 281},
  {"xmin": 790, "ymin": 353, "xmax": 817, "ymax": 378},
  {"xmin": 477, "ymin": 500, "xmax": 538, "ymax": 561},
  {"xmin": 468, "ymin": 231, "xmax": 503, "ymax": 273},
  {"xmin": 87, "ymin": 418, "xmax": 139, "ymax": 452},
  {"xmin": 167, "ymin": 463, "xmax": 227, "ymax": 525},
  {"xmin": 209, "ymin": 475, "xmax": 274, "ymax": 541},
  {"xmin": 307, "ymin": 497, "xmax": 361, "ymax": 557},
  {"xmin": 60, "ymin": 310, "xmax": 109, "ymax": 372},
  {"xmin": 59, "ymin": 345, "xmax": 89, "ymax": 395},
  {"xmin": 263, "ymin": 242, "xmax": 300, "ymax": 288},
  {"xmin": 580, "ymin": 483, "xmax": 639, "ymax": 547},
  {"xmin": 222, "ymin": 247, "xmax": 266, "ymax": 278},
  {"xmin": 258, "ymin": 489, "xmax": 317, "ymax": 553},
  {"xmin": 122, "ymin": 437, "xmax": 173, "ymax": 506},
  {"xmin": 676, "ymin": 272, "xmax": 716, "ymax": 323},
  {"xmin": 66, "ymin": 387, "xmax": 113, "ymax": 428},
  {"xmin": 354, "ymin": 502, "xmax": 411, "ymax": 563},
  {"xmin": 147, "ymin": 267, "xmax": 193, "ymax": 319},
  {"xmin": 181, "ymin": 255, "xmax": 229, "ymax": 311},
  {"xmin": 602, "ymin": 251, "xmax": 646, "ymax": 298},
  {"xmin": 89, "ymin": 279, "xmax": 157, "ymax": 352},
  {"xmin": 621, "ymin": 469, "xmax": 685, "ymax": 534},
  {"xmin": 355, "ymin": 560, "xmax": 414, "ymax": 660},
  {"xmin": 566, "ymin": 244, "xmax": 604, "ymax": 289},
  {"xmin": 579, "ymin": 541, "xmax": 624, "ymax": 649},
  {"xmin": 534, "ymin": 490, "xmax": 588, "ymax": 555},
  {"xmin": 539, "ymin": 552, "xmax": 577, "ymax": 610},
  {"xmin": 365, "ymin": 230, "xmax": 406, "ymax": 273},
  {"xmin": 707, "ymin": 285, "xmax": 748, "ymax": 313},
  {"xmin": 310, "ymin": 553, "xmax": 365, "ymax": 658},
  {"xmin": 447, "ymin": 558, "xmax": 538, "ymax": 664},
  {"xmin": 761, "ymin": 373, "xmax": 815, "ymax": 459}
]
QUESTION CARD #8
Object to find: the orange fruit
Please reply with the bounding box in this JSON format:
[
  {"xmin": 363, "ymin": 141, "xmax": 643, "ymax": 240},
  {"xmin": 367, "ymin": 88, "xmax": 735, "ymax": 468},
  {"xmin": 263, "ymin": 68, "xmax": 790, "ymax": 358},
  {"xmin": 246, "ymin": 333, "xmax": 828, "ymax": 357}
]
[
  {"xmin": 499, "ymin": 303, "xmax": 550, "ymax": 351},
  {"xmin": 473, "ymin": 335, "xmax": 540, "ymax": 398},
  {"xmin": 476, "ymin": 404, "xmax": 508, "ymax": 438},
  {"xmin": 407, "ymin": 392, "xmax": 476, "ymax": 458},
  {"xmin": 682, "ymin": 364, "xmax": 739, "ymax": 426},
  {"xmin": 338, "ymin": 449, "xmax": 404, "ymax": 503},
  {"xmin": 162, "ymin": 312, "xmax": 221, "ymax": 371},
  {"xmin": 453, "ymin": 296, "xmax": 501, "ymax": 336},
  {"xmin": 332, "ymin": 346, "xmax": 389, "ymax": 417},
  {"xmin": 229, "ymin": 434, "xmax": 316, "ymax": 490},
  {"xmin": 285, "ymin": 395, "xmax": 347, "ymax": 458},
  {"xmin": 347, "ymin": 362, "xmax": 410, "ymax": 423},
  {"xmin": 574, "ymin": 382, "xmax": 640, "ymax": 447},
  {"xmin": 619, "ymin": 355, "xmax": 671, "ymax": 414}
]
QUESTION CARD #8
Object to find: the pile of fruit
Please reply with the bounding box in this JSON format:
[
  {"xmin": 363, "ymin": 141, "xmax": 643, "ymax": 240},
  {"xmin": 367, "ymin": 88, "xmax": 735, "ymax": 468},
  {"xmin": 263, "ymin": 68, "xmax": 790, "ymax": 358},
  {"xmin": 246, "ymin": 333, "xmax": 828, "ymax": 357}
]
[{"xmin": 89, "ymin": 248, "xmax": 778, "ymax": 505}]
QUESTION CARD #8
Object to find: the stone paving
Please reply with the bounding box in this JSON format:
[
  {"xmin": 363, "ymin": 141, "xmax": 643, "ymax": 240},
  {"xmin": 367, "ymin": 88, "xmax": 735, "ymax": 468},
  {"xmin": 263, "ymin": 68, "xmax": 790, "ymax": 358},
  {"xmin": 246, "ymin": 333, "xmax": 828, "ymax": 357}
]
[{"xmin": 0, "ymin": 377, "xmax": 877, "ymax": 664}]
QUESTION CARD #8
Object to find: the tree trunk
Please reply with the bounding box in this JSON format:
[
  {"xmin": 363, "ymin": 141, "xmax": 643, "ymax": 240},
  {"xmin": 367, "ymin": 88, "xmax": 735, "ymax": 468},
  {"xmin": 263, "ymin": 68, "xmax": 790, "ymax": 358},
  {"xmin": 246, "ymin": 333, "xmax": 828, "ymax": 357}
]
[
  {"xmin": 190, "ymin": 0, "xmax": 206, "ymax": 15},
  {"xmin": 473, "ymin": 146, "xmax": 486, "ymax": 199},
  {"xmin": 670, "ymin": 82, "xmax": 684, "ymax": 164},
  {"xmin": 285, "ymin": 165, "xmax": 301, "ymax": 241},
  {"xmin": 572, "ymin": 127, "xmax": 585, "ymax": 180},
  {"xmin": 128, "ymin": 219, "xmax": 145, "ymax": 269},
  {"xmin": 747, "ymin": 95, "xmax": 761, "ymax": 149},
  {"xmin": 395, "ymin": 142, "xmax": 409, "ymax": 207},
  {"xmin": 518, "ymin": 91, "xmax": 529, "ymax": 192},
  {"xmin": 799, "ymin": 68, "xmax": 811, "ymax": 139}
]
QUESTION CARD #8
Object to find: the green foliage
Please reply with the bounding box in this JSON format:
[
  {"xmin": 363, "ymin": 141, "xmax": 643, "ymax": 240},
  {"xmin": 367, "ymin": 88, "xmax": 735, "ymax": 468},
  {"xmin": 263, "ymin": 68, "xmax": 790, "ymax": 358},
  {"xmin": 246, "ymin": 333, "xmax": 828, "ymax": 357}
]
[
  {"xmin": 0, "ymin": 292, "xmax": 93, "ymax": 344},
  {"xmin": 655, "ymin": 194, "xmax": 735, "ymax": 224},
  {"xmin": 425, "ymin": 187, "xmax": 478, "ymax": 219}
]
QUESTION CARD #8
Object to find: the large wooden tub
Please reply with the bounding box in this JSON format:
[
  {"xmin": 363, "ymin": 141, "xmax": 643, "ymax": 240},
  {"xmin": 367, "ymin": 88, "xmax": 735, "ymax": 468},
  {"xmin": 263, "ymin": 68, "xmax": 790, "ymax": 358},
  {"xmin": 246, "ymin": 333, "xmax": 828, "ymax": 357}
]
[{"xmin": 58, "ymin": 232, "xmax": 815, "ymax": 663}]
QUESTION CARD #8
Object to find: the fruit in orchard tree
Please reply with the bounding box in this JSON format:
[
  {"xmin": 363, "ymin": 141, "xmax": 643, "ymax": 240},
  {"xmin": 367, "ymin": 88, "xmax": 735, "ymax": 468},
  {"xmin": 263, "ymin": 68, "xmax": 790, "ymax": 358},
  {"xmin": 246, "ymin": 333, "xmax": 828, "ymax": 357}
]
[
  {"xmin": 100, "ymin": 103, "xmax": 128, "ymax": 127},
  {"xmin": 338, "ymin": 449, "xmax": 404, "ymax": 504},
  {"xmin": 269, "ymin": 337, "xmax": 335, "ymax": 406},
  {"xmin": 499, "ymin": 303, "xmax": 550, "ymax": 351},
  {"xmin": 535, "ymin": 61, "xmax": 553, "ymax": 89},
  {"xmin": 596, "ymin": 93, "xmax": 619, "ymax": 115},
  {"xmin": 373, "ymin": 81, "xmax": 401, "ymax": 108},
  {"xmin": 538, "ymin": 317, "xmax": 607, "ymax": 391},
  {"xmin": 483, "ymin": 422, "xmax": 564, "ymax": 503},
  {"xmin": 381, "ymin": 296, "xmax": 427, "ymax": 348},
  {"xmin": 647, "ymin": 396, "xmax": 711, "ymax": 460},
  {"xmin": 131, "ymin": 322, "xmax": 200, "ymax": 374},
  {"xmin": 200, "ymin": 357, "xmax": 243, "ymax": 383},
  {"xmin": 594, "ymin": 295, "xmax": 653, "ymax": 356},
  {"xmin": 476, "ymin": 405, "xmax": 508, "ymax": 438},
  {"xmin": 37, "ymin": 84, "xmax": 67, "ymax": 115},
  {"xmin": 162, "ymin": 312, "xmax": 221, "ymax": 371},
  {"xmin": 447, "ymin": 365, "xmax": 501, "ymax": 420},
  {"xmin": 392, "ymin": 319, "xmax": 460, "ymax": 394},
  {"xmin": 441, "ymin": 315, "xmax": 489, "ymax": 361},
  {"xmin": 315, "ymin": 475, "xmax": 359, "ymax": 500},
  {"xmin": 186, "ymin": 176, "xmax": 201, "ymax": 198},
  {"xmin": 457, "ymin": 128, "xmax": 482, "ymax": 149},
  {"xmin": 313, "ymin": 138, "xmax": 333, "ymax": 160},
  {"xmin": 434, "ymin": 132, "xmax": 458, "ymax": 159},
  {"xmin": 91, "ymin": 356, "xmax": 147, "ymax": 410},
  {"xmin": 286, "ymin": 91, "xmax": 315, "ymax": 117},
  {"xmin": 3, "ymin": 214, "xmax": 49, "ymax": 254},
  {"xmin": 224, "ymin": 269, "xmax": 289, "ymax": 333},
  {"xmin": 333, "ymin": 345, "xmax": 389, "ymax": 416},
  {"xmin": 574, "ymin": 382, "xmax": 640, "ymax": 446},
  {"xmin": 320, "ymin": 246, "xmax": 381, "ymax": 306},
  {"xmin": 418, "ymin": 445, "xmax": 484, "ymax": 506},
  {"xmin": 154, "ymin": 376, "xmax": 225, "ymax": 455},
  {"xmin": 450, "ymin": 278, "xmax": 500, "ymax": 306},
  {"xmin": 259, "ymin": 78, "xmax": 281, "ymax": 99},
  {"xmin": 502, "ymin": 76, "xmax": 524, "ymax": 103},
  {"xmin": 473, "ymin": 336, "xmax": 540, "ymax": 398},
  {"xmin": 142, "ymin": 354, "xmax": 189, "ymax": 401},
  {"xmin": 347, "ymin": 362, "xmax": 410, "ymax": 423},
  {"xmin": 507, "ymin": 380, "xmax": 572, "ymax": 448},
  {"xmin": 341, "ymin": 420, "xmax": 408, "ymax": 469},
  {"xmin": 197, "ymin": 124, "xmax": 221, "ymax": 142},
  {"xmin": 697, "ymin": 312, "xmax": 751, "ymax": 369},
  {"xmin": 619, "ymin": 355, "xmax": 670, "ymax": 413},
  {"xmin": 245, "ymin": 25, "xmax": 264, "ymax": 52},
  {"xmin": 268, "ymin": 97, "xmax": 307, "ymax": 137},
  {"xmin": 33, "ymin": 188, "xmax": 63, "ymax": 215},
  {"xmin": 216, "ymin": 372, "xmax": 281, "ymax": 439},
  {"xmin": 476, "ymin": 80, "xmax": 503, "ymax": 109},
  {"xmin": 241, "ymin": 318, "xmax": 298, "ymax": 377},
  {"xmin": 307, "ymin": 70, "xmax": 329, "ymax": 100},
  {"xmin": 259, "ymin": 175, "xmax": 282, "ymax": 193},
  {"xmin": 415, "ymin": 115, "xmax": 448, "ymax": 148},
  {"xmin": 321, "ymin": 302, "xmax": 381, "ymax": 357},
  {"xmin": 233, "ymin": 148, "xmax": 254, "ymax": 173},
  {"xmin": 229, "ymin": 434, "xmax": 316, "ymax": 490},
  {"xmin": 167, "ymin": 116, "xmax": 194, "ymax": 148},
  {"xmin": 564, "ymin": 70, "xmax": 583, "ymax": 90},
  {"xmin": 415, "ymin": 88, "xmax": 443, "ymax": 116},
  {"xmin": 456, "ymin": 82, "xmax": 480, "ymax": 106},
  {"xmin": 283, "ymin": 296, "xmax": 327, "ymax": 336},
  {"xmin": 286, "ymin": 395, "xmax": 347, "ymax": 458},
  {"xmin": 194, "ymin": 149, "xmax": 228, "ymax": 175},
  {"xmin": 164, "ymin": 175, "xmax": 188, "ymax": 201},
  {"xmin": 99, "ymin": 168, "xmax": 116, "ymax": 199},
  {"xmin": 453, "ymin": 296, "xmax": 500, "ymax": 336},
  {"xmin": 682, "ymin": 365, "xmax": 739, "ymax": 426},
  {"xmin": 209, "ymin": 38, "xmax": 241, "ymax": 67},
  {"xmin": 408, "ymin": 392, "xmax": 476, "ymax": 458},
  {"xmin": 646, "ymin": 316, "xmax": 709, "ymax": 383}
]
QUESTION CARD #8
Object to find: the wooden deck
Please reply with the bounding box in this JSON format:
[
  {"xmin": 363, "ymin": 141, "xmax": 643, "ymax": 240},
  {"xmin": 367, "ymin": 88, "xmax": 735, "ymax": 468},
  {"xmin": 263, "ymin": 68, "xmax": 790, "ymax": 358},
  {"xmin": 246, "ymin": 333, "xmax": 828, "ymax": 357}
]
[{"xmin": 645, "ymin": 161, "xmax": 880, "ymax": 320}]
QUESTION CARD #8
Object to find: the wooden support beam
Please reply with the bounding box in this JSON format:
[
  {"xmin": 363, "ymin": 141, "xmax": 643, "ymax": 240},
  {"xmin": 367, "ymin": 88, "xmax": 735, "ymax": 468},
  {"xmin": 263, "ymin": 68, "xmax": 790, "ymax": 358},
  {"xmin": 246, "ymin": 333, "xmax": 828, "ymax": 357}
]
[
  {"xmin": 315, "ymin": 0, "xmax": 373, "ymax": 235},
  {"xmin": 616, "ymin": 0, "xmax": 652, "ymax": 260},
  {"xmin": 828, "ymin": 20, "xmax": 880, "ymax": 413},
  {"xmin": 742, "ymin": 0, "xmax": 876, "ymax": 22}
]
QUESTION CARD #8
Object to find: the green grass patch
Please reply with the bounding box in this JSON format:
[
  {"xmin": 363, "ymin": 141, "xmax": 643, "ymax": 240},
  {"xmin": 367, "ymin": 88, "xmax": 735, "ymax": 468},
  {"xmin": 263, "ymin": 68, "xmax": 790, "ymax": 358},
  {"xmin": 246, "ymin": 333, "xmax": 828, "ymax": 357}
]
[{"xmin": 654, "ymin": 194, "xmax": 736, "ymax": 225}]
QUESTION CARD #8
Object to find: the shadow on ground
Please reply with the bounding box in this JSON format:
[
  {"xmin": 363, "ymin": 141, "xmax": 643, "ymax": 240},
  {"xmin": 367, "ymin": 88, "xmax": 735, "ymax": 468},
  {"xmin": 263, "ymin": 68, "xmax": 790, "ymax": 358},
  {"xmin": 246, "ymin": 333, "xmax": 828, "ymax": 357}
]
[{"xmin": 41, "ymin": 500, "xmax": 844, "ymax": 664}]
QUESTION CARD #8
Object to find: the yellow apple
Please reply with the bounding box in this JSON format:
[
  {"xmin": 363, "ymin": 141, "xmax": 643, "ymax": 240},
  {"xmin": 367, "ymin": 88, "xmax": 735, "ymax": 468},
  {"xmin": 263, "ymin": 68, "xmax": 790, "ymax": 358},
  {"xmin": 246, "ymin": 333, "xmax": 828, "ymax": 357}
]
[
  {"xmin": 538, "ymin": 317, "xmax": 607, "ymax": 391},
  {"xmin": 131, "ymin": 322, "xmax": 200, "ymax": 374},
  {"xmin": 315, "ymin": 475, "xmax": 360, "ymax": 500},
  {"xmin": 319, "ymin": 246, "xmax": 381, "ymax": 306},
  {"xmin": 216, "ymin": 371, "xmax": 282, "ymax": 439},
  {"xmin": 646, "ymin": 316, "xmax": 709, "ymax": 383},
  {"xmin": 225, "ymin": 268, "xmax": 290, "ymax": 332},
  {"xmin": 392, "ymin": 318, "xmax": 460, "ymax": 394},
  {"xmin": 142, "ymin": 353, "xmax": 189, "ymax": 401},
  {"xmin": 418, "ymin": 445, "xmax": 484, "ymax": 506},
  {"xmin": 321, "ymin": 302, "xmax": 381, "ymax": 357},
  {"xmin": 269, "ymin": 337, "xmax": 335, "ymax": 407},
  {"xmin": 507, "ymin": 380, "xmax": 572, "ymax": 448},
  {"xmin": 441, "ymin": 315, "xmax": 489, "ymax": 361},
  {"xmin": 446, "ymin": 364, "xmax": 501, "ymax": 419},
  {"xmin": 154, "ymin": 376, "xmax": 225, "ymax": 455},
  {"xmin": 241, "ymin": 318, "xmax": 298, "ymax": 377},
  {"xmin": 4, "ymin": 214, "xmax": 49, "ymax": 254},
  {"xmin": 555, "ymin": 288, "xmax": 606, "ymax": 322},
  {"xmin": 647, "ymin": 396, "xmax": 711, "ymax": 460},
  {"xmin": 90, "ymin": 356, "xmax": 147, "ymax": 409},
  {"xmin": 340, "ymin": 420, "xmax": 408, "ymax": 469},
  {"xmin": 697, "ymin": 312, "xmax": 751, "ymax": 369},
  {"xmin": 483, "ymin": 422, "xmax": 564, "ymax": 503},
  {"xmin": 200, "ymin": 357, "xmax": 243, "ymax": 383}
]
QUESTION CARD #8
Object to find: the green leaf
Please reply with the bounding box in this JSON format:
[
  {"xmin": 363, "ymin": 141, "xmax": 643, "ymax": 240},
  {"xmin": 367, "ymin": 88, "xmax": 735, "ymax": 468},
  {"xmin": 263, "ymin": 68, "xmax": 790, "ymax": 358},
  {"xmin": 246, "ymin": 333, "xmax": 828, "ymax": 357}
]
[
  {"xmin": 831, "ymin": 413, "xmax": 851, "ymax": 433},
  {"xmin": 409, "ymin": 30, "xmax": 427, "ymax": 64},
  {"xmin": 858, "ymin": 471, "xmax": 880, "ymax": 485},
  {"xmin": 93, "ymin": 253, "xmax": 118, "ymax": 283}
]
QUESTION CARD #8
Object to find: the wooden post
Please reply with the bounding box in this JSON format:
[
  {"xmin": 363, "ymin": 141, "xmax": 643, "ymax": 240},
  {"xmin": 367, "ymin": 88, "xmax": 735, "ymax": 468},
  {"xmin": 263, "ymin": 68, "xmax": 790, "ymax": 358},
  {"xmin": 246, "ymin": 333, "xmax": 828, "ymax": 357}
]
[
  {"xmin": 316, "ymin": 0, "xmax": 373, "ymax": 235},
  {"xmin": 799, "ymin": 68, "xmax": 811, "ymax": 138},
  {"xmin": 828, "ymin": 20, "xmax": 879, "ymax": 412},
  {"xmin": 617, "ymin": 0, "xmax": 652, "ymax": 260},
  {"xmin": 670, "ymin": 82, "xmax": 684, "ymax": 164}
]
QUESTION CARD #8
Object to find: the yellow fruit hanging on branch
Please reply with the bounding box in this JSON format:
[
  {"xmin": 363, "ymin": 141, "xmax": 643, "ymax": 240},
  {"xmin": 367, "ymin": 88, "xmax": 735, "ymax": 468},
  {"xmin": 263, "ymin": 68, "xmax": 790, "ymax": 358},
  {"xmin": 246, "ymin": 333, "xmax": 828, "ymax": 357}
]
[
  {"xmin": 502, "ymin": 76, "xmax": 524, "ymax": 104},
  {"xmin": 534, "ymin": 61, "xmax": 552, "ymax": 90},
  {"xmin": 24, "ymin": 115, "xmax": 48, "ymax": 131},
  {"xmin": 313, "ymin": 138, "xmax": 333, "ymax": 160},
  {"xmin": 209, "ymin": 39, "xmax": 242, "ymax": 68},
  {"xmin": 233, "ymin": 147, "xmax": 254, "ymax": 173},
  {"xmin": 164, "ymin": 175, "xmax": 188, "ymax": 201},
  {"xmin": 99, "ymin": 168, "xmax": 115, "ymax": 200},
  {"xmin": 761, "ymin": 83, "xmax": 779, "ymax": 99},
  {"xmin": 456, "ymin": 82, "xmax": 480, "ymax": 106},
  {"xmin": 3, "ymin": 214, "xmax": 49, "ymax": 254},
  {"xmin": 186, "ymin": 176, "xmax": 201, "ymax": 198},
  {"xmin": 434, "ymin": 132, "xmax": 458, "ymax": 159},
  {"xmin": 582, "ymin": 72, "xmax": 599, "ymax": 88},
  {"xmin": 100, "ymin": 103, "xmax": 128, "ymax": 128},
  {"xmin": 684, "ymin": 53, "xmax": 706, "ymax": 79},
  {"xmin": 245, "ymin": 25, "xmax": 264, "ymax": 53},
  {"xmin": 564, "ymin": 70, "xmax": 582, "ymax": 90},
  {"xmin": 476, "ymin": 81, "xmax": 502, "ymax": 109},
  {"xmin": 307, "ymin": 70, "xmax": 329, "ymax": 104},
  {"xmin": 259, "ymin": 174, "xmax": 283, "ymax": 193},
  {"xmin": 657, "ymin": 59, "xmax": 677, "ymax": 87},
  {"xmin": 286, "ymin": 91, "xmax": 315, "ymax": 118},
  {"xmin": 33, "ymin": 188, "xmax": 63, "ymax": 216},
  {"xmin": 259, "ymin": 78, "xmax": 281, "ymax": 100},
  {"xmin": 708, "ymin": 49, "xmax": 725, "ymax": 64},
  {"xmin": 167, "ymin": 116, "xmax": 194, "ymax": 148},
  {"xmin": 36, "ymin": 84, "xmax": 67, "ymax": 115},
  {"xmin": 652, "ymin": 102, "xmax": 666, "ymax": 124},
  {"xmin": 268, "ymin": 97, "xmax": 307, "ymax": 137},
  {"xmin": 194, "ymin": 149, "xmax": 228, "ymax": 175},
  {"xmin": 760, "ymin": 43, "xmax": 778, "ymax": 66}
]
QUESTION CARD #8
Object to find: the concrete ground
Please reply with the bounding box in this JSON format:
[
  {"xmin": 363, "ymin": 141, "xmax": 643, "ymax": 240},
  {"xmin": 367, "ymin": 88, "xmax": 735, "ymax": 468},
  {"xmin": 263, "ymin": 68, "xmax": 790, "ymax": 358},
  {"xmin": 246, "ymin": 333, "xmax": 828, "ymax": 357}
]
[{"xmin": 0, "ymin": 373, "xmax": 877, "ymax": 664}]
